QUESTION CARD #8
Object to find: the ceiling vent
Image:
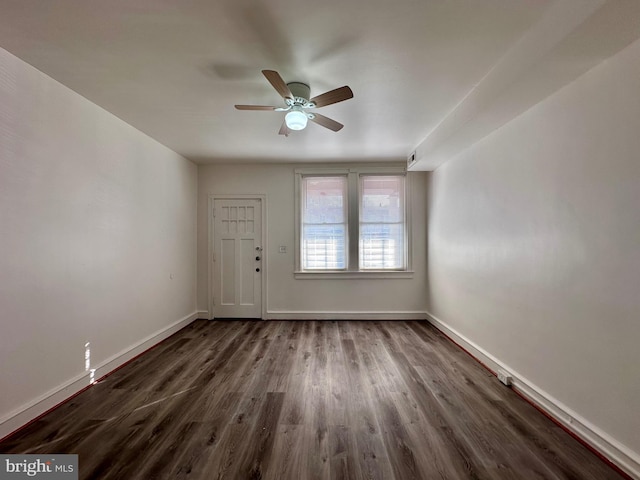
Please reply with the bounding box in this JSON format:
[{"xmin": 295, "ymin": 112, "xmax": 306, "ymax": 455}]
[{"xmin": 407, "ymin": 150, "xmax": 417, "ymax": 169}]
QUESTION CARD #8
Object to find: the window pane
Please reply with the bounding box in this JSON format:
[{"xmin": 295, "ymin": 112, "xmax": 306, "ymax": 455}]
[
  {"xmin": 359, "ymin": 175, "xmax": 405, "ymax": 269},
  {"xmin": 359, "ymin": 224, "xmax": 404, "ymax": 269},
  {"xmin": 361, "ymin": 176, "xmax": 404, "ymax": 222},
  {"xmin": 303, "ymin": 177, "xmax": 346, "ymax": 224},
  {"xmin": 303, "ymin": 224, "xmax": 346, "ymax": 269},
  {"xmin": 302, "ymin": 176, "xmax": 347, "ymax": 270}
]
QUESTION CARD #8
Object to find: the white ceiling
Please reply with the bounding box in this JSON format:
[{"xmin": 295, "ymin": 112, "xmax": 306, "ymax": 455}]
[{"xmin": 0, "ymin": 0, "xmax": 638, "ymax": 168}]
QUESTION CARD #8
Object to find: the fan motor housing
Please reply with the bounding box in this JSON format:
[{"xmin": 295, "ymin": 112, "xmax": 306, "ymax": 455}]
[{"xmin": 287, "ymin": 82, "xmax": 310, "ymax": 104}]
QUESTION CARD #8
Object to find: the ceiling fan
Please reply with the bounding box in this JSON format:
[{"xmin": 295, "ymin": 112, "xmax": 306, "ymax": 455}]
[{"xmin": 235, "ymin": 70, "xmax": 354, "ymax": 136}]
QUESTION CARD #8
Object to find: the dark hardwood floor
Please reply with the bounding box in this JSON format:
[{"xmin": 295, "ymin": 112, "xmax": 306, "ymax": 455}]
[{"xmin": 0, "ymin": 320, "xmax": 626, "ymax": 479}]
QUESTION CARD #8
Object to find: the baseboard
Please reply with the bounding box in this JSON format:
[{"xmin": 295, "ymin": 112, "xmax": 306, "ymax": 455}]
[
  {"xmin": 425, "ymin": 311, "xmax": 640, "ymax": 480},
  {"xmin": 196, "ymin": 310, "xmax": 210, "ymax": 319},
  {"xmin": 265, "ymin": 310, "xmax": 428, "ymax": 320},
  {"xmin": 0, "ymin": 311, "xmax": 199, "ymax": 441}
]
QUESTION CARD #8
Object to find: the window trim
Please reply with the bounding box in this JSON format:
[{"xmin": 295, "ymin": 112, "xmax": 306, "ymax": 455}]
[{"xmin": 294, "ymin": 166, "xmax": 412, "ymax": 278}]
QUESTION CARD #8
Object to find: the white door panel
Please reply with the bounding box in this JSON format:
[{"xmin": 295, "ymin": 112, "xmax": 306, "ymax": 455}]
[{"xmin": 213, "ymin": 198, "xmax": 262, "ymax": 318}]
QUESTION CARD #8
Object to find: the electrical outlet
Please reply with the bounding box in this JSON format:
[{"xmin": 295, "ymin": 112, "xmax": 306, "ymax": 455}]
[{"xmin": 497, "ymin": 369, "xmax": 512, "ymax": 386}]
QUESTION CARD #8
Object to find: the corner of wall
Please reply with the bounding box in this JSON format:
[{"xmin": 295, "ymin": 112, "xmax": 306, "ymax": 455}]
[{"xmin": 425, "ymin": 311, "xmax": 640, "ymax": 480}]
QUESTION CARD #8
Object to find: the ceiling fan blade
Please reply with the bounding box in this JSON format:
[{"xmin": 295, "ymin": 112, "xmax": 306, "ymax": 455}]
[
  {"xmin": 309, "ymin": 113, "xmax": 344, "ymax": 132},
  {"xmin": 262, "ymin": 70, "xmax": 294, "ymax": 100},
  {"xmin": 310, "ymin": 86, "xmax": 353, "ymax": 108},
  {"xmin": 235, "ymin": 105, "xmax": 278, "ymax": 110},
  {"xmin": 278, "ymin": 120, "xmax": 291, "ymax": 137}
]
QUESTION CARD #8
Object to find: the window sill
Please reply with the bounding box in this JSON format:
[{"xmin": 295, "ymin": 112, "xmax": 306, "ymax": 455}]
[{"xmin": 294, "ymin": 270, "xmax": 414, "ymax": 279}]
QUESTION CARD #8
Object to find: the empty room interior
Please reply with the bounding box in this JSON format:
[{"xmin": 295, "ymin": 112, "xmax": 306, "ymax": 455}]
[{"xmin": 0, "ymin": 0, "xmax": 639, "ymax": 479}]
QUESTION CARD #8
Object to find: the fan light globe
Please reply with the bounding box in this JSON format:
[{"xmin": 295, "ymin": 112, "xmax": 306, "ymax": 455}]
[{"xmin": 285, "ymin": 109, "xmax": 308, "ymax": 130}]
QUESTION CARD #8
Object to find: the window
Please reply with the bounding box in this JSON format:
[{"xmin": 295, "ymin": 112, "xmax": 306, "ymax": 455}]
[
  {"xmin": 359, "ymin": 175, "xmax": 405, "ymax": 269},
  {"xmin": 301, "ymin": 176, "xmax": 348, "ymax": 270},
  {"xmin": 295, "ymin": 167, "xmax": 411, "ymax": 276}
]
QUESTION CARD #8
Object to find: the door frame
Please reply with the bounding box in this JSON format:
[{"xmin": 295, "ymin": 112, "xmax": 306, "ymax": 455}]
[{"xmin": 208, "ymin": 194, "xmax": 267, "ymax": 320}]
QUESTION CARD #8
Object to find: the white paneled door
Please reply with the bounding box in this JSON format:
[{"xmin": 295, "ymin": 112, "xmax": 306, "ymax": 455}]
[{"xmin": 213, "ymin": 198, "xmax": 262, "ymax": 318}]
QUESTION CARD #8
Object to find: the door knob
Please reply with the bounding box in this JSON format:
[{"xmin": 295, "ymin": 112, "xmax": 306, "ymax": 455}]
[
  {"xmin": 256, "ymin": 267, "xmax": 261, "ymax": 272},
  {"xmin": 256, "ymin": 256, "xmax": 261, "ymax": 261}
]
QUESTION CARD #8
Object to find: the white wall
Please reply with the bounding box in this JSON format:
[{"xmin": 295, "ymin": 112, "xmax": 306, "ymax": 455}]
[
  {"xmin": 0, "ymin": 47, "xmax": 198, "ymax": 437},
  {"xmin": 426, "ymin": 38, "xmax": 640, "ymax": 474},
  {"xmin": 197, "ymin": 164, "xmax": 428, "ymax": 319}
]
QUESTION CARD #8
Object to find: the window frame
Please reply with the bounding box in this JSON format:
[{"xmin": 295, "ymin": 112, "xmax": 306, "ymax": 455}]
[{"xmin": 294, "ymin": 166, "xmax": 413, "ymax": 279}]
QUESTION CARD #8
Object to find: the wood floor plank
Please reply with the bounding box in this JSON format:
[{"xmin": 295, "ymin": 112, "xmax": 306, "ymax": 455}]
[
  {"xmin": 302, "ymin": 323, "xmax": 331, "ymax": 480},
  {"xmin": 303, "ymin": 391, "xmax": 331, "ymax": 480},
  {"xmin": 201, "ymin": 423, "xmax": 251, "ymax": 480},
  {"xmin": 326, "ymin": 322, "xmax": 349, "ymax": 428},
  {"xmin": 340, "ymin": 325, "xmax": 395, "ymax": 480},
  {"xmin": 329, "ymin": 425, "xmax": 363, "ymax": 480},
  {"xmin": 280, "ymin": 322, "xmax": 314, "ymax": 426},
  {"xmin": 234, "ymin": 391, "xmax": 285, "ymax": 479},
  {"xmin": 266, "ymin": 424, "xmax": 305, "ymax": 480},
  {"xmin": 169, "ymin": 391, "xmax": 242, "ymax": 479},
  {"xmin": 0, "ymin": 320, "xmax": 627, "ymax": 480}
]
